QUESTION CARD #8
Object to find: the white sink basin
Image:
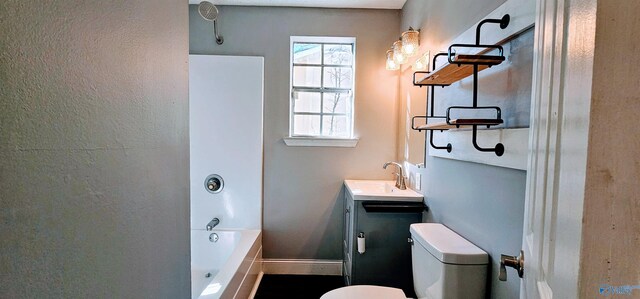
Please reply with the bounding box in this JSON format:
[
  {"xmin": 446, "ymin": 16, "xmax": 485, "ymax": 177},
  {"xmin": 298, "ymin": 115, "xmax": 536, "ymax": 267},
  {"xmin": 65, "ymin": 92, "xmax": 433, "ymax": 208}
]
[{"xmin": 344, "ymin": 180, "xmax": 423, "ymax": 202}]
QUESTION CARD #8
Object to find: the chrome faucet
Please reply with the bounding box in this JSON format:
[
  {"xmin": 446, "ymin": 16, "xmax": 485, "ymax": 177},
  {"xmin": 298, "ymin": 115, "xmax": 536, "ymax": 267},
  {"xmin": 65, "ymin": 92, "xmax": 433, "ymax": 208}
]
[
  {"xmin": 383, "ymin": 162, "xmax": 407, "ymax": 190},
  {"xmin": 206, "ymin": 218, "xmax": 220, "ymax": 231}
]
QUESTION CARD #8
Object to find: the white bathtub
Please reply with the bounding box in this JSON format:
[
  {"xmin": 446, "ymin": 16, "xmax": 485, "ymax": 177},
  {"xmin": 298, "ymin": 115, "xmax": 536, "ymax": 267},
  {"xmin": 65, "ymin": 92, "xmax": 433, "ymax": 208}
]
[{"xmin": 192, "ymin": 229, "xmax": 262, "ymax": 299}]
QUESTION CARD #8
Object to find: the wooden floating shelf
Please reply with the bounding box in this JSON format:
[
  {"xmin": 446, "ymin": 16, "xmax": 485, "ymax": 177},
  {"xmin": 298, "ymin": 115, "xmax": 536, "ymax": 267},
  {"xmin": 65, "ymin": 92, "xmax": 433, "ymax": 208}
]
[
  {"xmin": 416, "ymin": 54, "xmax": 505, "ymax": 86},
  {"xmin": 415, "ymin": 118, "xmax": 504, "ymax": 131}
]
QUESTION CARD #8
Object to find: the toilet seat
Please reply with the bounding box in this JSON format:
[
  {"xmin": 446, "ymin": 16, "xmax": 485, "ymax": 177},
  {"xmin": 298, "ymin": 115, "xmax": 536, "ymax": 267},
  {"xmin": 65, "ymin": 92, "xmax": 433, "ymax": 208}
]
[{"xmin": 320, "ymin": 285, "xmax": 406, "ymax": 299}]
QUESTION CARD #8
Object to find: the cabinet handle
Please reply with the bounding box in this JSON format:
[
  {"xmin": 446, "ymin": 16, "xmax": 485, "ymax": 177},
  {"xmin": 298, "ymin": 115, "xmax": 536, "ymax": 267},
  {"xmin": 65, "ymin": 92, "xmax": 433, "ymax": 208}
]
[{"xmin": 346, "ymin": 207, "xmax": 350, "ymax": 213}]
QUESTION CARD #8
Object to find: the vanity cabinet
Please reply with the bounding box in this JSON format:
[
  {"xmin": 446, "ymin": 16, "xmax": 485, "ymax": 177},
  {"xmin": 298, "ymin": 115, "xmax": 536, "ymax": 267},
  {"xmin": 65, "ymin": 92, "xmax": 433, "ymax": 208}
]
[{"xmin": 342, "ymin": 184, "xmax": 425, "ymax": 297}]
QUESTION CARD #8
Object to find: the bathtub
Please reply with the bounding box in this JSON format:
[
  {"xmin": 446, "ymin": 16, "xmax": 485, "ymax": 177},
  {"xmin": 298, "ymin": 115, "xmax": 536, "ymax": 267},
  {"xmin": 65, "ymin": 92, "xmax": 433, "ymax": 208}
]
[{"xmin": 192, "ymin": 229, "xmax": 262, "ymax": 299}]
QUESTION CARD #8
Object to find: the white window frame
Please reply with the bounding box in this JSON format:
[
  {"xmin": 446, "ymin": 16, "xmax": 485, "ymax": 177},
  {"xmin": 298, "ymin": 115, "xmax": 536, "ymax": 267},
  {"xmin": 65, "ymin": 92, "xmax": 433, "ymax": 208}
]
[{"xmin": 285, "ymin": 36, "xmax": 358, "ymax": 147}]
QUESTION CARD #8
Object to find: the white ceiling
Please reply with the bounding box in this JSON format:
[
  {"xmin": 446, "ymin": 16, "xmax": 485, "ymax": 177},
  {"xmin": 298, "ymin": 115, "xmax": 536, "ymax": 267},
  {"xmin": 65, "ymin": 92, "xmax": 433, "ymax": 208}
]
[{"xmin": 188, "ymin": 0, "xmax": 407, "ymax": 9}]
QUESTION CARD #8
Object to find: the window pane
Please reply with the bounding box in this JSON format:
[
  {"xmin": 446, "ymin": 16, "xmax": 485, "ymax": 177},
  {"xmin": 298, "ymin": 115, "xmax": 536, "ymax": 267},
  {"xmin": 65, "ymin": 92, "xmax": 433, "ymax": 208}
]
[
  {"xmin": 323, "ymin": 93, "xmax": 348, "ymax": 114},
  {"xmin": 323, "ymin": 67, "xmax": 352, "ymax": 88},
  {"xmin": 293, "ymin": 43, "xmax": 321, "ymax": 64},
  {"xmin": 324, "ymin": 44, "xmax": 353, "ymax": 65},
  {"xmin": 322, "ymin": 115, "xmax": 349, "ymax": 137},
  {"xmin": 293, "ymin": 66, "xmax": 321, "ymax": 87},
  {"xmin": 294, "ymin": 92, "xmax": 321, "ymax": 113},
  {"xmin": 293, "ymin": 114, "xmax": 321, "ymax": 136}
]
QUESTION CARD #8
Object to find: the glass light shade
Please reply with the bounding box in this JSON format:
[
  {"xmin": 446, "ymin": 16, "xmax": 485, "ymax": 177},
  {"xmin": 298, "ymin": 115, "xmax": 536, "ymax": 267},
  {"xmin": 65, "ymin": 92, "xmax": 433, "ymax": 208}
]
[
  {"xmin": 412, "ymin": 51, "xmax": 430, "ymax": 71},
  {"xmin": 386, "ymin": 50, "xmax": 399, "ymax": 70},
  {"xmin": 393, "ymin": 40, "xmax": 408, "ymax": 64},
  {"xmin": 402, "ymin": 29, "xmax": 420, "ymax": 57}
]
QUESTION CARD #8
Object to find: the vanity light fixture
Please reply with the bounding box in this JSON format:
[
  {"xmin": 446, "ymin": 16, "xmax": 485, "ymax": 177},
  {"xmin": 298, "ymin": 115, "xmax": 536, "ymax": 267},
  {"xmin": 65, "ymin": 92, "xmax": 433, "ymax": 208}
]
[
  {"xmin": 386, "ymin": 49, "xmax": 400, "ymax": 70},
  {"xmin": 393, "ymin": 40, "xmax": 408, "ymax": 64},
  {"xmin": 401, "ymin": 27, "xmax": 420, "ymax": 57},
  {"xmin": 412, "ymin": 51, "xmax": 430, "ymax": 72}
]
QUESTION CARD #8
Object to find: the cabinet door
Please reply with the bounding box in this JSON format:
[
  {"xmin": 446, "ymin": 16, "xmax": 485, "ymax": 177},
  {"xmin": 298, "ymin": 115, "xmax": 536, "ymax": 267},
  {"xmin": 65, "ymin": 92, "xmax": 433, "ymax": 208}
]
[
  {"xmin": 343, "ymin": 191, "xmax": 354, "ymax": 284},
  {"xmin": 352, "ymin": 202, "xmax": 422, "ymax": 296}
]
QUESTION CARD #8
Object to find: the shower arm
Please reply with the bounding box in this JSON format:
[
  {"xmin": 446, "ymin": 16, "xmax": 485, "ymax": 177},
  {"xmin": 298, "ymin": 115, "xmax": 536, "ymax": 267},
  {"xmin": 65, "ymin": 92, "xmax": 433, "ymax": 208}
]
[{"xmin": 214, "ymin": 20, "xmax": 224, "ymax": 45}]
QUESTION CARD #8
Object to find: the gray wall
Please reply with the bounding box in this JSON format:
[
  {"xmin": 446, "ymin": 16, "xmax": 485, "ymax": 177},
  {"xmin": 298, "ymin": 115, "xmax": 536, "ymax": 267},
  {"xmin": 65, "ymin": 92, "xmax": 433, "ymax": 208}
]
[
  {"xmin": 401, "ymin": 1, "xmax": 527, "ymax": 298},
  {"xmin": 0, "ymin": 1, "xmax": 190, "ymax": 297},
  {"xmin": 190, "ymin": 6, "xmax": 401, "ymax": 259}
]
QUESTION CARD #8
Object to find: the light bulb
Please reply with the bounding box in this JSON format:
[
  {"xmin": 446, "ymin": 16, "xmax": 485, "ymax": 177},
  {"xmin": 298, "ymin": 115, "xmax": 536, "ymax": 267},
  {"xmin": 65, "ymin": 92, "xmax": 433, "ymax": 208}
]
[
  {"xmin": 401, "ymin": 28, "xmax": 420, "ymax": 57},
  {"xmin": 393, "ymin": 40, "xmax": 408, "ymax": 64},
  {"xmin": 412, "ymin": 51, "xmax": 430, "ymax": 72},
  {"xmin": 412, "ymin": 60, "xmax": 426, "ymax": 71},
  {"xmin": 386, "ymin": 50, "xmax": 399, "ymax": 70}
]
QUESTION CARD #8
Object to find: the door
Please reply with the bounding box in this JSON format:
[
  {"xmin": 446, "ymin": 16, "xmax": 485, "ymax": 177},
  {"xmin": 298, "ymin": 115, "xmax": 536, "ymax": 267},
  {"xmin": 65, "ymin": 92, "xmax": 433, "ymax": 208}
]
[{"xmin": 520, "ymin": 0, "xmax": 595, "ymax": 297}]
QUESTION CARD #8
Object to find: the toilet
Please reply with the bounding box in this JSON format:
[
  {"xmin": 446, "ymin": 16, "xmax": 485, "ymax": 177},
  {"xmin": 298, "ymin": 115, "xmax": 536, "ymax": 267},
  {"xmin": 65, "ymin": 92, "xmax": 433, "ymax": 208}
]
[{"xmin": 321, "ymin": 223, "xmax": 488, "ymax": 299}]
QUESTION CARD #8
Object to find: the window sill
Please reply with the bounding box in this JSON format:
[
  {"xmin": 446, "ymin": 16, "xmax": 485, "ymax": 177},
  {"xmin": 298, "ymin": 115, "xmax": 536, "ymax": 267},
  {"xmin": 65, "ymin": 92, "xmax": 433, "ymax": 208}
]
[{"xmin": 283, "ymin": 137, "xmax": 359, "ymax": 148}]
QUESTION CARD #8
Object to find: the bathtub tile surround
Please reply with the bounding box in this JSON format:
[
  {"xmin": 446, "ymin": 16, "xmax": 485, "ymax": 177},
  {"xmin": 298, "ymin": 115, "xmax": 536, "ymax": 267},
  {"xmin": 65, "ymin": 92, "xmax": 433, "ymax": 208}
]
[
  {"xmin": 189, "ymin": 55, "xmax": 263, "ymax": 231},
  {"xmin": 189, "ymin": 55, "xmax": 264, "ymax": 298}
]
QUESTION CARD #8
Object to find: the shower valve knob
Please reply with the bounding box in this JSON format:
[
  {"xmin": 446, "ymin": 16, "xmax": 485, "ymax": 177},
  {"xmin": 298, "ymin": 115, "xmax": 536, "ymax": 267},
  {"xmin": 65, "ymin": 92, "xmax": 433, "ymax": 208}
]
[{"xmin": 204, "ymin": 174, "xmax": 224, "ymax": 194}]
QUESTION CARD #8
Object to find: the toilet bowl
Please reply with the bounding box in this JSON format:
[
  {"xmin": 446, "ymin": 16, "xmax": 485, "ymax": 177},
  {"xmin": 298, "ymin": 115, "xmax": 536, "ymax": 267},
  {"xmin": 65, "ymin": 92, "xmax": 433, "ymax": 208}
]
[
  {"xmin": 321, "ymin": 285, "xmax": 406, "ymax": 299},
  {"xmin": 321, "ymin": 223, "xmax": 488, "ymax": 299}
]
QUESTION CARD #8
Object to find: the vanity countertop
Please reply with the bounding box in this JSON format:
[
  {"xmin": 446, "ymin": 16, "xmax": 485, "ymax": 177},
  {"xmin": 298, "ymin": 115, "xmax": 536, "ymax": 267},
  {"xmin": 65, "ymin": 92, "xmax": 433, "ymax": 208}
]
[{"xmin": 344, "ymin": 180, "xmax": 424, "ymax": 202}]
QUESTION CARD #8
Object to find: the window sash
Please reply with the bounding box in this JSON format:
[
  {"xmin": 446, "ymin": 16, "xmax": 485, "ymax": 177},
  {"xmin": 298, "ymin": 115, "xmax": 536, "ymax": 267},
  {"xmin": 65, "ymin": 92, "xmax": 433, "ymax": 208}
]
[
  {"xmin": 291, "ymin": 90, "xmax": 352, "ymax": 136},
  {"xmin": 291, "ymin": 66, "xmax": 353, "ymax": 89},
  {"xmin": 292, "ymin": 87, "xmax": 351, "ymax": 93},
  {"xmin": 290, "ymin": 39, "xmax": 355, "ymax": 138},
  {"xmin": 291, "ymin": 114, "xmax": 352, "ymax": 137},
  {"xmin": 293, "ymin": 112, "xmax": 349, "ymax": 116}
]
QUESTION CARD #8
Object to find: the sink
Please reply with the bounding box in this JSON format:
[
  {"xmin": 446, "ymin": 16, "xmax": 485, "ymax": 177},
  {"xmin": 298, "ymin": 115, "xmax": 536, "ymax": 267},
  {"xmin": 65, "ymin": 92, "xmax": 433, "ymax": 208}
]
[{"xmin": 344, "ymin": 180, "xmax": 423, "ymax": 202}]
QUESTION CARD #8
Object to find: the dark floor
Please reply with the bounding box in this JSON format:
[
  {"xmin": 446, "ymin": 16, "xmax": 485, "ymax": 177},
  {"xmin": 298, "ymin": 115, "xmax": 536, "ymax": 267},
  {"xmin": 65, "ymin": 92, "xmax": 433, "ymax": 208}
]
[{"xmin": 254, "ymin": 274, "xmax": 345, "ymax": 299}]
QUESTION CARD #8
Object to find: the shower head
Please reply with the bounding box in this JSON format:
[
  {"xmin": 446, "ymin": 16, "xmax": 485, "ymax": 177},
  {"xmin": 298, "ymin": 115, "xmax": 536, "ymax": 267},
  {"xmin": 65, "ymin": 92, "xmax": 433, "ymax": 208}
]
[
  {"xmin": 198, "ymin": 1, "xmax": 224, "ymax": 45},
  {"xmin": 198, "ymin": 1, "xmax": 219, "ymax": 21}
]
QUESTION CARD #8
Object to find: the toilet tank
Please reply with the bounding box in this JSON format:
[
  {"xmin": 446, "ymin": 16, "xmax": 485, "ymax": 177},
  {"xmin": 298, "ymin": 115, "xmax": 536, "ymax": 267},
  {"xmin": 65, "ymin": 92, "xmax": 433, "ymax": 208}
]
[{"xmin": 409, "ymin": 223, "xmax": 488, "ymax": 299}]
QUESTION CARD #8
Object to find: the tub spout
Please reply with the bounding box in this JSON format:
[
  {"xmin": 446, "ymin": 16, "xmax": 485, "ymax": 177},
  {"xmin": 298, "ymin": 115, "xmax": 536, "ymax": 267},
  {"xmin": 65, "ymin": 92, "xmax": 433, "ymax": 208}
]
[{"xmin": 206, "ymin": 218, "xmax": 220, "ymax": 231}]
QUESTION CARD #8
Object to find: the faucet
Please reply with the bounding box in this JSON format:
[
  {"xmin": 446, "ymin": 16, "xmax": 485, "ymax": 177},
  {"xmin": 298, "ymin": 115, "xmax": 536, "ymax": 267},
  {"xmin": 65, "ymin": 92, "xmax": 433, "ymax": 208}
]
[
  {"xmin": 206, "ymin": 218, "xmax": 220, "ymax": 231},
  {"xmin": 383, "ymin": 162, "xmax": 407, "ymax": 190}
]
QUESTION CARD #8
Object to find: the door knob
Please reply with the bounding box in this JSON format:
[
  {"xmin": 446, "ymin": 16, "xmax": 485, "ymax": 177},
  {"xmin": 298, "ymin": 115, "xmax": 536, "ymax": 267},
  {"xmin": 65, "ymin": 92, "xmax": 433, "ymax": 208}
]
[{"xmin": 499, "ymin": 250, "xmax": 524, "ymax": 281}]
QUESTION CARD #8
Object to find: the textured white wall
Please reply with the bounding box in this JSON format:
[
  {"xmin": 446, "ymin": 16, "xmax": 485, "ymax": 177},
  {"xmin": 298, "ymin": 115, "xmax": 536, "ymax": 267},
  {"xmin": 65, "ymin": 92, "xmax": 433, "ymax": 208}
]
[{"xmin": 0, "ymin": 1, "xmax": 190, "ymax": 297}]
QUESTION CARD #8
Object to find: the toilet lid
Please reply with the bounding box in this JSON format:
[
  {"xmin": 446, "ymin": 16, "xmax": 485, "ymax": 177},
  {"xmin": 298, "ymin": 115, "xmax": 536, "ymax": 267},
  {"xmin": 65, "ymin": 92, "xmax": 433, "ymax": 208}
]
[{"xmin": 321, "ymin": 285, "xmax": 406, "ymax": 299}]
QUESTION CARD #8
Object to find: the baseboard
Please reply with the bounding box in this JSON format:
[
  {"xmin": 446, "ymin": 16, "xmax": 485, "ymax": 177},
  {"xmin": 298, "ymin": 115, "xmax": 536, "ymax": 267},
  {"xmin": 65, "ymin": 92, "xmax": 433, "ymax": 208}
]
[{"xmin": 262, "ymin": 259, "xmax": 343, "ymax": 276}]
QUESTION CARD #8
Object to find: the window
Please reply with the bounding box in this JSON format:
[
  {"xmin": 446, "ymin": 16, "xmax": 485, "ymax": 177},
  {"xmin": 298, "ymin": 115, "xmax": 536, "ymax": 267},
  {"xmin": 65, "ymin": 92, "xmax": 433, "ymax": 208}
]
[{"xmin": 289, "ymin": 36, "xmax": 356, "ymax": 141}]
